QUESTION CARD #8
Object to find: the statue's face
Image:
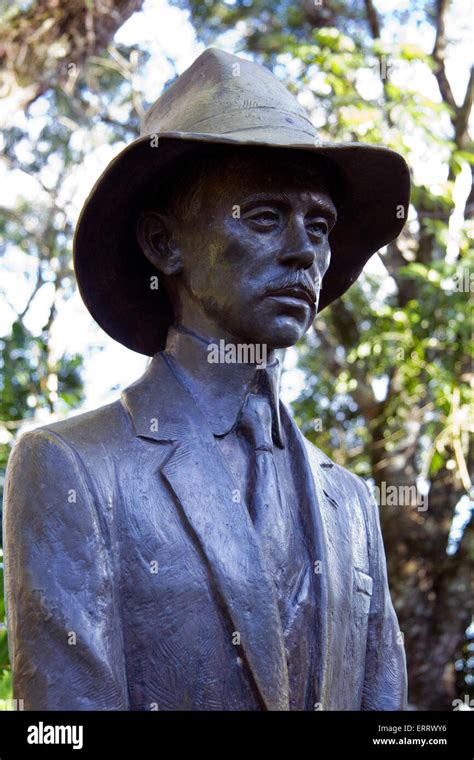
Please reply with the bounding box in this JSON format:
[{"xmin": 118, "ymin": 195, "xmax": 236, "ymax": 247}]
[{"xmin": 139, "ymin": 151, "xmax": 337, "ymax": 349}]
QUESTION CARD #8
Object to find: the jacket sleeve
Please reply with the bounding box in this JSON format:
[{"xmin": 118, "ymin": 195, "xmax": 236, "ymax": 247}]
[
  {"xmin": 2, "ymin": 428, "xmax": 129, "ymax": 710},
  {"xmin": 360, "ymin": 480, "xmax": 407, "ymax": 710}
]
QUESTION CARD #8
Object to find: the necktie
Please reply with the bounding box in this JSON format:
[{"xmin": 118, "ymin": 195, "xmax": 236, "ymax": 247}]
[{"xmin": 239, "ymin": 392, "xmax": 286, "ymax": 572}]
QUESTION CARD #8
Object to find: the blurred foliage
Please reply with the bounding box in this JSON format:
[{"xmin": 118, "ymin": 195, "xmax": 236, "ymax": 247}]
[
  {"xmin": 0, "ymin": 321, "xmax": 84, "ymax": 492},
  {"xmin": 0, "ymin": 0, "xmax": 472, "ymax": 710},
  {"xmin": 295, "ymin": 255, "xmax": 473, "ymax": 480},
  {"xmin": 0, "ymin": 0, "xmax": 144, "ymax": 106}
]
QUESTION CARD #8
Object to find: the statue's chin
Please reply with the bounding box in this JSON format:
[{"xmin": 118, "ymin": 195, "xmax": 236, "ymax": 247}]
[
  {"xmin": 197, "ymin": 303, "xmax": 311, "ymax": 351},
  {"xmin": 239, "ymin": 319, "xmax": 309, "ymax": 351},
  {"xmin": 276, "ymin": 313, "xmax": 311, "ymax": 343}
]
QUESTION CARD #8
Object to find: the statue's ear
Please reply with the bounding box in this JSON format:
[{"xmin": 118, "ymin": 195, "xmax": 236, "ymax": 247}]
[{"xmin": 136, "ymin": 210, "xmax": 183, "ymax": 276}]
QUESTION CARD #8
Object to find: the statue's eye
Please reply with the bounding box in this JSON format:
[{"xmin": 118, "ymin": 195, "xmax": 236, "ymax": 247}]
[
  {"xmin": 245, "ymin": 210, "xmax": 279, "ymax": 228},
  {"xmin": 306, "ymin": 219, "xmax": 329, "ymax": 237}
]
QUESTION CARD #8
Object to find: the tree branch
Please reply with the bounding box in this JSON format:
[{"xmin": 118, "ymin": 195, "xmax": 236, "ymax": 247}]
[
  {"xmin": 364, "ymin": 0, "xmax": 381, "ymax": 39},
  {"xmin": 455, "ymin": 66, "xmax": 474, "ymax": 149},
  {"xmin": 432, "ymin": 0, "xmax": 458, "ymax": 112}
]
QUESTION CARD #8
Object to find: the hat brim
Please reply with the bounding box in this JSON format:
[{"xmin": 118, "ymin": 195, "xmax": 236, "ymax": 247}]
[{"xmin": 73, "ymin": 132, "xmax": 410, "ymax": 356}]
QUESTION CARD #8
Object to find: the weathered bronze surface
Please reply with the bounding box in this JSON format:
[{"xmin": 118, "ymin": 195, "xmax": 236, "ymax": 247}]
[{"xmin": 3, "ymin": 48, "xmax": 409, "ymax": 710}]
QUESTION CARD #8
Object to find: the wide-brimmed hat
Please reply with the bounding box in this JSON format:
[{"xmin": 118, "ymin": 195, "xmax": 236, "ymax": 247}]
[{"xmin": 73, "ymin": 47, "xmax": 410, "ymax": 356}]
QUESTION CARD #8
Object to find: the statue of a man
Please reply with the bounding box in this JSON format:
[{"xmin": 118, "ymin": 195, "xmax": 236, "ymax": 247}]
[{"xmin": 3, "ymin": 48, "xmax": 410, "ymax": 711}]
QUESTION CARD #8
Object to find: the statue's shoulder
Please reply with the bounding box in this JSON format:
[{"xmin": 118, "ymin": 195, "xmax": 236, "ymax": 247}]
[
  {"xmin": 11, "ymin": 398, "xmax": 130, "ymax": 463},
  {"xmin": 302, "ymin": 435, "xmax": 371, "ymax": 504}
]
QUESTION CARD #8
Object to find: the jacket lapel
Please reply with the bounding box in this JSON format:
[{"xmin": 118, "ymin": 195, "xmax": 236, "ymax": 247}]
[
  {"xmin": 122, "ymin": 353, "xmax": 289, "ymax": 711},
  {"xmin": 284, "ymin": 411, "xmax": 353, "ymax": 709}
]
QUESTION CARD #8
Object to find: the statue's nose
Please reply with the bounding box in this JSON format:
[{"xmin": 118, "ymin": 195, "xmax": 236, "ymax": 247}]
[{"xmin": 277, "ymin": 219, "xmax": 316, "ymax": 270}]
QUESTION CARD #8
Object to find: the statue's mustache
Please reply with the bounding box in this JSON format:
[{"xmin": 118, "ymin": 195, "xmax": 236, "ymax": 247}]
[{"xmin": 263, "ymin": 273, "xmax": 321, "ymax": 304}]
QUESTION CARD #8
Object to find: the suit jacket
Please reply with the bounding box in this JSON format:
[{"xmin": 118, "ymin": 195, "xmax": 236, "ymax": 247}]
[{"xmin": 3, "ymin": 352, "xmax": 407, "ymax": 710}]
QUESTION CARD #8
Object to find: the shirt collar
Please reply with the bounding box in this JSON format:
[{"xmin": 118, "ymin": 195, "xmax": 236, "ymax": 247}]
[{"xmin": 164, "ymin": 325, "xmax": 284, "ymax": 447}]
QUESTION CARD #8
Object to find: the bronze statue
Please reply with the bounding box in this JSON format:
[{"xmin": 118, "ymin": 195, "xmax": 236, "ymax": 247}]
[{"xmin": 3, "ymin": 48, "xmax": 410, "ymax": 710}]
